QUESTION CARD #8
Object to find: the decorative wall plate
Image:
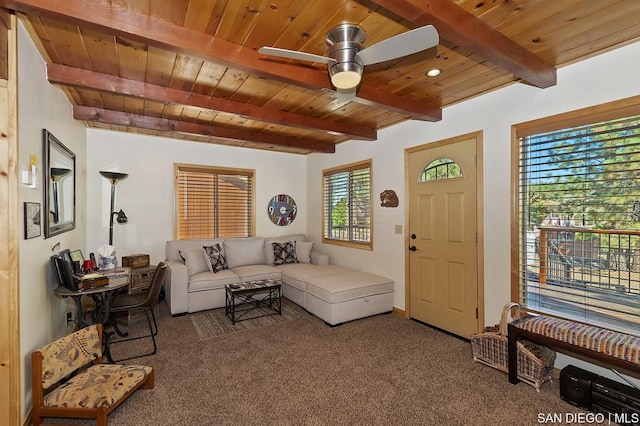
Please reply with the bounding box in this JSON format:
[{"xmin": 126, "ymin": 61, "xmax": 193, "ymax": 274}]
[{"xmin": 268, "ymin": 194, "xmax": 297, "ymax": 226}]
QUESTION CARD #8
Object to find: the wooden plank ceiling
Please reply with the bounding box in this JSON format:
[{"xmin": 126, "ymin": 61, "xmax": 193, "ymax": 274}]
[{"xmin": 1, "ymin": 0, "xmax": 639, "ymax": 154}]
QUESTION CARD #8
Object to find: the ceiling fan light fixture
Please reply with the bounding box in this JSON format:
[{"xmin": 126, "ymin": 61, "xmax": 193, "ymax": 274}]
[
  {"xmin": 331, "ymin": 70, "xmax": 362, "ymax": 89},
  {"xmin": 329, "ymin": 60, "xmax": 363, "ymax": 89}
]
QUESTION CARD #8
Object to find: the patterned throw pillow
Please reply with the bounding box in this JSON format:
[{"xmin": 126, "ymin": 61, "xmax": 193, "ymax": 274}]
[
  {"xmin": 272, "ymin": 241, "xmax": 298, "ymax": 265},
  {"xmin": 203, "ymin": 244, "xmax": 228, "ymax": 273}
]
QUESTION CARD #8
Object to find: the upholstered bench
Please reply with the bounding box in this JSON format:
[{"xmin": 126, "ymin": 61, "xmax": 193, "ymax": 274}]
[
  {"xmin": 31, "ymin": 323, "xmax": 154, "ymax": 425},
  {"xmin": 303, "ymin": 270, "xmax": 394, "ymax": 326},
  {"xmin": 507, "ymin": 315, "xmax": 640, "ymax": 386}
]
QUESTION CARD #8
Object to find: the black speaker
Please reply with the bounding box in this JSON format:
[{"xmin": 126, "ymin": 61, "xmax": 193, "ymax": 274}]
[{"xmin": 560, "ymin": 365, "xmax": 600, "ymax": 409}]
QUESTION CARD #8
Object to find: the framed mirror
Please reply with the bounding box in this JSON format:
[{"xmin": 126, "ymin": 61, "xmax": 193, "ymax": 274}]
[{"xmin": 43, "ymin": 129, "xmax": 76, "ymax": 238}]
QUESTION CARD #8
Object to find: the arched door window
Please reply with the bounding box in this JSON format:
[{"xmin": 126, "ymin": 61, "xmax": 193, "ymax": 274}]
[{"xmin": 420, "ymin": 157, "xmax": 463, "ymax": 181}]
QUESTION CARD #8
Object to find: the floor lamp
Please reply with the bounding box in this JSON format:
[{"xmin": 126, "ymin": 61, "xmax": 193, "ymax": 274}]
[{"xmin": 100, "ymin": 171, "xmax": 128, "ymax": 246}]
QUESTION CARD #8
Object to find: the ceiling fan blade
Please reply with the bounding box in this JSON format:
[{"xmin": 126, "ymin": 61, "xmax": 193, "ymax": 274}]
[
  {"xmin": 258, "ymin": 47, "xmax": 335, "ymax": 64},
  {"xmin": 357, "ymin": 25, "xmax": 439, "ymax": 65}
]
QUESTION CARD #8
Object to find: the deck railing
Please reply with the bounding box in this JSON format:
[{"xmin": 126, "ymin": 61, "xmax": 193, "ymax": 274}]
[
  {"xmin": 524, "ymin": 226, "xmax": 640, "ymax": 333},
  {"xmin": 536, "ymin": 226, "xmax": 640, "ymax": 294}
]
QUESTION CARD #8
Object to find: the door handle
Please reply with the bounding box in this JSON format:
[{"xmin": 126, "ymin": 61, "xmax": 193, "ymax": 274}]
[{"xmin": 409, "ymin": 245, "xmax": 417, "ymax": 251}]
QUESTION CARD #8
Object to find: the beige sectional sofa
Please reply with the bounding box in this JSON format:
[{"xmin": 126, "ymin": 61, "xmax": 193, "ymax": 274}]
[{"xmin": 164, "ymin": 234, "xmax": 394, "ymax": 325}]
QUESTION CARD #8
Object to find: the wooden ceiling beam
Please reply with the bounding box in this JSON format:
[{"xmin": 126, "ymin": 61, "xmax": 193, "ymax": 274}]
[
  {"xmin": 0, "ymin": 0, "xmax": 442, "ymax": 121},
  {"xmin": 47, "ymin": 64, "xmax": 376, "ymax": 141},
  {"xmin": 369, "ymin": 0, "xmax": 557, "ymax": 88},
  {"xmin": 73, "ymin": 106, "xmax": 336, "ymax": 154}
]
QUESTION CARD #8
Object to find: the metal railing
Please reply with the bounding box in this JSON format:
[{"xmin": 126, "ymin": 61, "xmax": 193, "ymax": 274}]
[
  {"xmin": 535, "ymin": 226, "xmax": 640, "ymax": 294},
  {"xmin": 523, "ymin": 226, "xmax": 640, "ymax": 333},
  {"xmin": 326, "ymin": 225, "xmax": 370, "ymax": 242}
]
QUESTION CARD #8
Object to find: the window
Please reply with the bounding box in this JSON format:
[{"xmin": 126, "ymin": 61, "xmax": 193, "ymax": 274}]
[
  {"xmin": 323, "ymin": 160, "xmax": 372, "ymax": 249},
  {"xmin": 514, "ymin": 101, "xmax": 640, "ymax": 334},
  {"xmin": 420, "ymin": 157, "xmax": 463, "ymax": 181},
  {"xmin": 175, "ymin": 164, "xmax": 254, "ymax": 239}
]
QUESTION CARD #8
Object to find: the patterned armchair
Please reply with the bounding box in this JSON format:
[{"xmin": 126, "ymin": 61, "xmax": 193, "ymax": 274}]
[{"xmin": 31, "ymin": 323, "xmax": 154, "ymax": 426}]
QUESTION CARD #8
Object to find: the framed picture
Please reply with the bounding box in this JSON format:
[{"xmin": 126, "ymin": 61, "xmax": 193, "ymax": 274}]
[
  {"xmin": 69, "ymin": 249, "xmax": 84, "ymax": 263},
  {"xmin": 24, "ymin": 202, "xmax": 41, "ymax": 239}
]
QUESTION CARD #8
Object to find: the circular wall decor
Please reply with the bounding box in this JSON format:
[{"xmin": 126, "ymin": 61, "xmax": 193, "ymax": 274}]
[{"xmin": 268, "ymin": 194, "xmax": 297, "ymax": 226}]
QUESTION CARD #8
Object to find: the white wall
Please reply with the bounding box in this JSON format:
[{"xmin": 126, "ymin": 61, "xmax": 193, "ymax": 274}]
[
  {"xmin": 85, "ymin": 130, "xmax": 308, "ymax": 264},
  {"xmin": 307, "ymin": 40, "xmax": 640, "ymax": 386},
  {"xmin": 17, "ymin": 20, "xmax": 88, "ymax": 420}
]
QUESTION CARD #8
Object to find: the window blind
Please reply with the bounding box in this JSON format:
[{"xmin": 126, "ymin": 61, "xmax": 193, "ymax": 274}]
[
  {"xmin": 517, "ymin": 114, "xmax": 640, "ymax": 334},
  {"xmin": 323, "ymin": 161, "xmax": 371, "ymax": 246},
  {"xmin": 176, "ymin": 166, "xmax": 253, "ymax": 239}
]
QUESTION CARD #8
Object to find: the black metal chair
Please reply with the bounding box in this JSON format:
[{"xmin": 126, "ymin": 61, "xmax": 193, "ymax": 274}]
[{"xmin": 108, "ymin": 262, "xmax": 167, "ymax": 362}]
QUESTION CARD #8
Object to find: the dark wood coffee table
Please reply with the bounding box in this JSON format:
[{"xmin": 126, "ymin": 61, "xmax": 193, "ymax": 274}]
[{"xmin": 225, "ymin": 279, "xmax": 282, "ymax": 324}]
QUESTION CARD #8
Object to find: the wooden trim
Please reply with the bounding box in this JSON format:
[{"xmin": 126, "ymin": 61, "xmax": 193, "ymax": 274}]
[
  {"xmin": 174, "ymin": 163, "xmax": 255, "ymax": 176},
  {"xmin": 510, "ymin": 125, "xmax": 520, "ymax": 304},
  {"xmin": 513, "ymin": 95, "xmax": 640, "ymax": 138},
  {"xmin": 403, "ymin": 146, "xmax": 411, "ymax": 319},
  {"xmin": 475, "ymin": 132, "xmax": 485, "ymax": 333},
  {"xmin": 392, "ymin": 307, "xmax": 405, "ymax": 317},
  {"xmin": 404, "ymin": 131, "xmax": 485, "ymax": 332},
  {"xmin": 0, "ymin": 12, "xmax": 19, "ymax": 426}
]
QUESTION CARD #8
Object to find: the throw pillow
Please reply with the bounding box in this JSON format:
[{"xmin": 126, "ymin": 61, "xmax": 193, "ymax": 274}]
[
  {"xmin": 178, "ymin": 246, "xmax": 209, "ymax": 276},
  {"xmin": 295, "ymin": 241, "xmax": 314, "ymax": 264},
  {"xmin": 272, "ymin": 241, "xmax": 298, "ymax": 265},
  {"xmin": 203, "ymin": 244, "xmax": 228, "ymax": 273},
  {"xmin": 264, "ymin": 234, "xmax": 306, "ymax": 265}
]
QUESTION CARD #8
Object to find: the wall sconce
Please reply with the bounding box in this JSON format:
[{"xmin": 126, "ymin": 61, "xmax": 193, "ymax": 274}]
[{"xmin": 100, "ymin": 171, "xmax": 128, "ymax": 245}]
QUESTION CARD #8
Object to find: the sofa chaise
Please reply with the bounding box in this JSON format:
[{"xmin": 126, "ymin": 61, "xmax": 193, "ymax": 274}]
[{"xmin": 164, "ymin": 234, "xmax": 394, "ymax": 325}]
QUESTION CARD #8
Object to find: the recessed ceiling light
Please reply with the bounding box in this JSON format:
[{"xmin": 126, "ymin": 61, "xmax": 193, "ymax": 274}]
[{"xmin": 426, "ymin": 68, "xmax": 442, "ymax": 77}]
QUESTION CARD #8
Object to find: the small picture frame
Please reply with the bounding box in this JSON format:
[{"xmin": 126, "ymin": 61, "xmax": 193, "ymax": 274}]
[
  {"xmin": 69, "ymin": 249, "xmax": 84, "ymax": 263},
  {"xmin": 24, "ymin": 202, "xmax": 41, "ymax": 239}
]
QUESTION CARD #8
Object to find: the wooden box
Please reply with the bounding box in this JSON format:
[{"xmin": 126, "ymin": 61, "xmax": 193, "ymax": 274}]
[
  {"xmin": 122, "ymin": 254, "xmax": 150, "ymax": 269},
  {"xmin": 127, "ymin": 265, "xmax": 158, "ymax": 321}
]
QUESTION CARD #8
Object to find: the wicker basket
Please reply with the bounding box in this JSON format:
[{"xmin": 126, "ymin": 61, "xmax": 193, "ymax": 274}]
[{"xmin": 470, "ymin": 303, "xmax": 556, "ymax": 391}]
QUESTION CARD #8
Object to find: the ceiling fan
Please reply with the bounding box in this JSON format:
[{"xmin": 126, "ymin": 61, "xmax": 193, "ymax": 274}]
[{"xmin": 258, "ymin": 23, "xmax": 439, "ymax": 101}]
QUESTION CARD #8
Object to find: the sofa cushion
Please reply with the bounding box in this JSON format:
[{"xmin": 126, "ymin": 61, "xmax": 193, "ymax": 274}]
[
  {"xmin": 277, "ymin": 264, "xmax": 349, "ymax": 291},
  {"xmin": 224, "ymin": 237, "xmax": 266, "ymax": 268},
  {"xmin": 296, "ymin": 241, "xmax": 313, "ymax": 264},
  {"xmin": 189, "ymin": 270, "xmax": 239, "ymax": 292},
  {"xmin": 272, "ymin": 241, "xmax": 298, "ymax": 265},
  {"xmin": 264, "ymin": 234, "xmax": 307, "ymax": 265},
  {"xmin": 179, "ymin": 246, "xmax": 210, "ymax": 276},
  {"xmin": 203, "ymin": 244, "xmax": 228, "ymax": 273},
  {"xmin": 305, "ymin": 271, "xmax": 394, "ymax": 303},
  {"xmin": 230, "ymin": 264, "xmax": 282, "ymax": 282}
]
